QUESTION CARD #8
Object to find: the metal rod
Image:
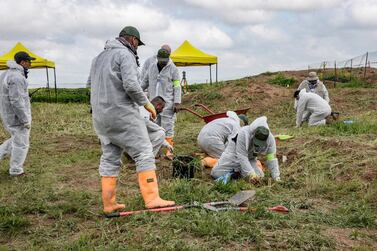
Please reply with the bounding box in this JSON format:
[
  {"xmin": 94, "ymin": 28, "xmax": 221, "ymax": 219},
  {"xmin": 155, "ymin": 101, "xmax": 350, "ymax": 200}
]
[
  {"xmin": 364, "ymin": 52, "xmax": 368, "ymax": 79},
  {"xmin": 209, "ymin": 64, "xmax": 212, "ymax": 85},
  {"xmin": 216, "ymin": 63, "xmax": 218, "ymax": 84},
  {"xmin": 46, "ymin": 67, "xmax": 51, "ymax": 102},
  {"xmin": 53, "ymin": 68, "xmax": 58, "ymax": 103}
]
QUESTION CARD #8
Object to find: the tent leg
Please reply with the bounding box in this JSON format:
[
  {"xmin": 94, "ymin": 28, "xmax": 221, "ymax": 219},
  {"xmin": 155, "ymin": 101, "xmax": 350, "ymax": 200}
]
[
  {"xmin": 209, "ymin": 64, "xmax": 212, "ymax": 85},
  {"xmin": 53, "ymin": 68, "xmax": 58, "ymax": 103},
  {"xmin": 216, "ymin": 63, "xmax": 218, "ymax": 84},
  {"xmin": 46, "ymin": 67, "xmax": 51, "ymax": 103}
]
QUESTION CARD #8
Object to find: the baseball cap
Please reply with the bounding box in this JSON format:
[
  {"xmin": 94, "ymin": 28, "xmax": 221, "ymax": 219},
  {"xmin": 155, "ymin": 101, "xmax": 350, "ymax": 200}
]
[
  {"xmin": 157, "ymin": 48, "xmax": 170, "ymax": 63},
  {"xmin": 254, "ymin": 126, "xmax": 269, "ymax": 148},
  {"xmin": 14, "ymin": 51, "xmax": 36, "ymax": 64},
  {"xmin": 119, "ymin": 26, "xmax": 145, "ymax": 46}
]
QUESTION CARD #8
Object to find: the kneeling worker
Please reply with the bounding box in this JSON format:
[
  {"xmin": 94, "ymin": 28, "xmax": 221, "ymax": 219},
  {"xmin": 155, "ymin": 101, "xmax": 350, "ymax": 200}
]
[
  {"xmin": 140, "ymin": 96, "xmax": 173, "ymax": 156},
  {"xmin": 198, "ymin": 111, "xmax": 247, "ymax": 168},
  {"xmin": 211, "ymin": 116, "xmax": 281, "ymax": 183},
  {"xmin": 294, "ymin": 89, "xmax": 331, "ymax": 127}
]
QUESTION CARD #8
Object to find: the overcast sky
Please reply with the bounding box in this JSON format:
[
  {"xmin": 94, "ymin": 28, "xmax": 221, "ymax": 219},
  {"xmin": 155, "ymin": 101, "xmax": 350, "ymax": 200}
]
[{"xmin": 1, "ymin": 0, "xmax": 377, "ymax": 88}]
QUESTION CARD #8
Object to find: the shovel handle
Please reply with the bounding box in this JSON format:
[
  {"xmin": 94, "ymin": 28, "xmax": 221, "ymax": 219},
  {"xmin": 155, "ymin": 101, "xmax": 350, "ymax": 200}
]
[{"xmin": 104, "ymin": 205, "xmax": 186, "ymax": 218}]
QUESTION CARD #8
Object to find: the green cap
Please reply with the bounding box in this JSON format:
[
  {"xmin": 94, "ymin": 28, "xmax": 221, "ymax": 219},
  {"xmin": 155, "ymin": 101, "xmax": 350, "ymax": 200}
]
[
  {"xmin": 254, "ymin": 126, "xmax": 269, "ymax": 148},
  {"xmin": 157, "ymin": 48, "xmax": 170, "ymax": 63},
  {"xmin": 119, "ymin": 26, "xmax": 145, "ymax": 46}
]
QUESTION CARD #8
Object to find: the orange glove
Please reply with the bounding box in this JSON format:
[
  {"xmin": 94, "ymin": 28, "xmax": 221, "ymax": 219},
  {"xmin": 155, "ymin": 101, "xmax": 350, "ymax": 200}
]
[{"xmin": 144, "ymin": 102, "xmax": 157, "ymax": 120}]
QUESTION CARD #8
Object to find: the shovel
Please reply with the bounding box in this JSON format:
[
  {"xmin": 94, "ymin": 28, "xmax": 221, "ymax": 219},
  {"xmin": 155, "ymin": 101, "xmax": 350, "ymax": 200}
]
[
  {"xmin": 104, "ymin": 202, "xmax": 201, "ymax": 218},
  {"xmin": 203, "ymin": 190, "xmax": 256, "ymax": 212},
  {"xmin": 104, "ymin": 190, "xmax": 256, "ymax": 218},
  {"xmin": 202, "ymin": 190, "xmax": 289, "ymax": 214}
]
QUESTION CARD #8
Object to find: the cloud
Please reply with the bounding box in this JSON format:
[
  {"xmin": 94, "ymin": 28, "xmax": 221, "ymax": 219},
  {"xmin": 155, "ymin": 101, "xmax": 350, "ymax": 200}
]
[{"xmin": 242, "ymin": 25, "xmax": 286, "ymax": 41}]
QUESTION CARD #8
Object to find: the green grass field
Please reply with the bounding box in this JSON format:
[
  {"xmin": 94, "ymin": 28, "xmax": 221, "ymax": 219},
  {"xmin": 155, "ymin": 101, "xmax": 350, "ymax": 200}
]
[{"xmin": 1, "ymin": 77, "xmax": 377, "ymax": 250}]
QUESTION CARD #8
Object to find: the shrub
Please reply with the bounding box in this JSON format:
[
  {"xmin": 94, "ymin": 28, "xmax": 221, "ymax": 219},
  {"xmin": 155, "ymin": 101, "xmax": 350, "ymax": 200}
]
[{"xmin": 268, "ymin": 73, "xmax": 296, "ymax": 87}]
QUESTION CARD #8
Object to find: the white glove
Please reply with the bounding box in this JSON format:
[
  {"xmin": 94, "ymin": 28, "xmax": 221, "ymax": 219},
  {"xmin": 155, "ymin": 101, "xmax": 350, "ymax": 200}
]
[
  {"xmin": 274, "ymin": 177, "xmax": 281, "ymax": 182},
  {"xmin": 24, "ymin": 123, "xmax": 31, "ymax": 129}
]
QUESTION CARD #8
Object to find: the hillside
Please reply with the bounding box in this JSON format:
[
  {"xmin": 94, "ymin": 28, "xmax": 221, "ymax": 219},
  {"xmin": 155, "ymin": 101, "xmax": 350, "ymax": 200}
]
[{"xmin": 1, "ymin": 72, "xmax": 376, "ymax": 250}]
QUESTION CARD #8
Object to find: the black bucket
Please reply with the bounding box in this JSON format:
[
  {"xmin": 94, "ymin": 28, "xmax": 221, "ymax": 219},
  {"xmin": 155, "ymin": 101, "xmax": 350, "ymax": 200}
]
[{"xmin": 172, "ymin": 155, "xmax": 196, "ymax": 179}]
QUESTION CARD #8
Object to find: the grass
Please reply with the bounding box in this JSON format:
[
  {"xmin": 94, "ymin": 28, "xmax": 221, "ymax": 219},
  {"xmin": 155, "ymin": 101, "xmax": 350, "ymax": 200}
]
[
  {"xmin": 0, "ymin": 78, "xmax": 377, "ymax": 250},
  {"xmin": 268, "ymin": 73, "xmax": 297, "ymax": 87},
  {"xmin": 30, "ymin": 88, "xmax": 90, "ymax": 103}
]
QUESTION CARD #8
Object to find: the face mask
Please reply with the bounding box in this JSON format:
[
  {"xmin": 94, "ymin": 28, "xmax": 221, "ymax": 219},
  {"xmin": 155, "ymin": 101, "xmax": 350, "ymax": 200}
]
[
  {"xmin": 158, "ymin": 61, "xmax": 168, "ymax": 68},
  {"xmin": 308, "ymin": 81, "xmax": 317, "ymax": 89}
]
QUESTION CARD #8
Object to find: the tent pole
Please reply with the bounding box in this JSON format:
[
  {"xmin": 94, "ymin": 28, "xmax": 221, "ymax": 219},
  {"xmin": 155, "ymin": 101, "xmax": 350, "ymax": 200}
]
[
  {"xmin": 216, "ymin": 63, "xmax": 218, "ymax": 84},
  {"xmin": 53, "ymin": 68, "xmax": 58, "ymax": 103},
  {"xmin": 46, "ymin": 67, "xmax": 51, "ymax": 102},
  {"xmin": 209, "ymin": 64, "xmax": 212, "ymax": 85}
]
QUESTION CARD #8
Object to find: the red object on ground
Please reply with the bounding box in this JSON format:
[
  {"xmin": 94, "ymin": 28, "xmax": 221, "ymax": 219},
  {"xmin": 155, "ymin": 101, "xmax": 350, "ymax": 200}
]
[{"xmin": 180, "ymin": 103, "xmax": 250, "ymax": 124}]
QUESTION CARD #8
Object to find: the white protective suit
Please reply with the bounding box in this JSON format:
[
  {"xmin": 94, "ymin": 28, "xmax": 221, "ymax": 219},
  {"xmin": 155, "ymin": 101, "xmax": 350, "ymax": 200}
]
[
  {"xmin": 141, "ymin": 55, "xmax": 156, "ymax": 81},
  {"xmin": 0, "ymin": 61, "xmax": 32, "ymax": 175},
  {"xmin": 294, "ymin": 79, "xmax": 330, "ymax": 113},
  {"xmin": 139, "ymin": 106, "xmax": 169, "ymax": 156},
  {"xmin": 298, "ymin": 79, "xmax": 330, "ymax": 103},
  {"xmin": 296, "ymin": 89, "xmax": 331, "ymax": 127},
  {"xmin": 211, "ymin": 116, "xmax": 280, "ymax": 180},
  {"xmin": 89, "ymin": 39, "xmax": 155, "ymax": 176},
  {"xmin": 197, "ymin": 111, "xmax": 241, "ymax": 158},
  {"xmin": 141, "ymin": 59, "xmax": 181, "ymax": 137}
]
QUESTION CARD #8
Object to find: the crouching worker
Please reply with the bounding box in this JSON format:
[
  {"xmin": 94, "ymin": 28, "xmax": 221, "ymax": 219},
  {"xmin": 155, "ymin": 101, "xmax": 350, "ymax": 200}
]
[
  {"xmin": 211, "ymin": 116, "xmax": 280, "ymax": 183},
  {"xmin": 294, "ymin": 89, "xmax": 331, "ymax": 128},
  {"xmin": 198, "ymin": 111, "xmax": 247, "ymax": 168},
  {"xmin": 140, "ymin": 96, "xmax": 173, "ymax": 157},
  {"xmin": 89, "ymin": 26, "xmax": 175, "ymax": 214}
]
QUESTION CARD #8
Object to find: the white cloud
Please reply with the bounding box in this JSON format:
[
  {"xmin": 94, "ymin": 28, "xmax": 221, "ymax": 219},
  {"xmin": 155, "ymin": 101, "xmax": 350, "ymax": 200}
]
[
  {"xmin": 243, "ymin": 25, "xmax": 286, "ymax": 41},
  {"xmin": 0, "ymin": 0, "xmax": 376, "ymax": 86},
  {"xmin": 349, "ymin": 0, "xmax": 377, "ymax": 27}
]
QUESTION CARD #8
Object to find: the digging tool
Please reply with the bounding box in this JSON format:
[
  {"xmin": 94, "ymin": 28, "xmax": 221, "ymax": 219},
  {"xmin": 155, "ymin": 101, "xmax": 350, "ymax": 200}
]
[
  {"xmin": 202, "ymin": 190, "xmax": 289, "ymax": 213},
  {"xmin": 104, "ymin": 202, "xmax": 200, "ymax": 218},
  {"xmin": 104, "ymin": 190, "xmax": 256, "ymax": 218},
  {"xmin": 203, "ymin": 190, "xmax": 256, "ymax": 212}
]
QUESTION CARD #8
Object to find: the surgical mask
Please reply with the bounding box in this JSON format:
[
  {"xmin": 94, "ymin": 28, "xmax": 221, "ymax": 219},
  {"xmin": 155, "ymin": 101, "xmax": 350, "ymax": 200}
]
[
  {"xmin": 308, "ymin": 80, "xmax": 317, "ymax": 89},
  {"xmin": 158, "ymin": 61, "xmax": 168, "ymax": 68}
]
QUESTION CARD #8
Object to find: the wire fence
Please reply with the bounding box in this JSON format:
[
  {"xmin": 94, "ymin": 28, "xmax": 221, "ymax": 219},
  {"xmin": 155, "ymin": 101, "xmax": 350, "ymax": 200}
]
[{"xmin": 308, "ymin": 51, "xmax": 377, "ymax": 85}]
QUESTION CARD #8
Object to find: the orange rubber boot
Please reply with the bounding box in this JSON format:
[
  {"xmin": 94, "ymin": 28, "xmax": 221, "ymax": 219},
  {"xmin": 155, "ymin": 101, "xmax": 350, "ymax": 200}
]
[
  {"xmin": 101, "ymin": 177, "xmax": 126, "ymax": 214},
  {"xmin": 165, "ymin": 137, "xmax": 174, "ymax": 160},
  {"xmin": 201, "ymin": 157, "xmax": 218, "ymax": 168},
  {"xmin": 138, "ymin": 170, "xmax": 175, "ymax": 209}
]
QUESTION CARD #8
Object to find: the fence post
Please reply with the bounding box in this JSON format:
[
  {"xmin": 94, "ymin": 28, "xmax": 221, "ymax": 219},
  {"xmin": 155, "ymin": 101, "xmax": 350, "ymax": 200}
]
[
  {"xmin": 334, "ymin": 61, "xmax": 337, "ymax": 87},
  {"xmin": 350, "ymin": 59, "xmax": 353, "ymax": 81},
  {"xmin": 363, "ymin": 52, "xmax": 368, "ymax": 80}
]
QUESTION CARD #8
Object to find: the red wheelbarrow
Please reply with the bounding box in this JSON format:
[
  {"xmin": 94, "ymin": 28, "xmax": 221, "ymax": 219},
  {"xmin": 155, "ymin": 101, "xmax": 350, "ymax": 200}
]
[{"xmin": 179, "ymin": 104, "xmax": 250, "ymax": 124}]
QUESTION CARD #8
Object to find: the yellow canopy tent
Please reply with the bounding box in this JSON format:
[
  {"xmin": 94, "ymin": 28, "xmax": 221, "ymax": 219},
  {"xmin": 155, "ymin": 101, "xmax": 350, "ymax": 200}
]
[
  {"xmin": 171, "ymin": 40, "xmax": 218, "ymax": 84},
  {"xmin": 0, "ymin": 42, "xmax": 57, "ymax": 102}
]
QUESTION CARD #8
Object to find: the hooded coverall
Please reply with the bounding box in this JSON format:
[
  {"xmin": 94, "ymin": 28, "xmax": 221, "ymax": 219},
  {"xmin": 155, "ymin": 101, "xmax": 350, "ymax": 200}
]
[
  {"xmin": 211, "ymin": 116, "xmax": 280, "ymax": 180},
  {"xmin": 296, "ymin": 89, "xmax": 331, "ymax": 127},
  {"xmin": 141, "ymin": 59, "xmax": 181, "ymax": 137},
  {"xmin": 297, "ymin": 79, "xmax": 330, "ymax": 103},
  {"xmin": 294, "ymin": 80, "xmax": 330, "ymax": 120},
  {"xmin": 139, "ymin": 106, "xmax": 167, "ymax": 156},
  {"xmin": 141, "ymin": 55, "xmax": 156, "ymax": 81},
  {"xmin": 89, "ymin": 39, "xmax": 155, "ymax": 176},
  {"xmin": 197, "ymin": 111, "xmax": 241, "ymax": 158},
  {"xmin": 0, "ymin": 61, "xmax": 31, "ymax": 175}
]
